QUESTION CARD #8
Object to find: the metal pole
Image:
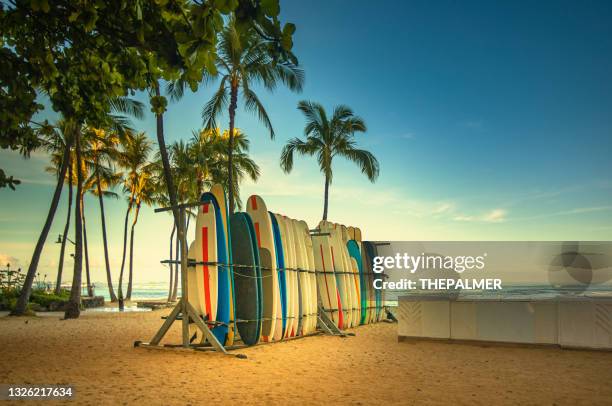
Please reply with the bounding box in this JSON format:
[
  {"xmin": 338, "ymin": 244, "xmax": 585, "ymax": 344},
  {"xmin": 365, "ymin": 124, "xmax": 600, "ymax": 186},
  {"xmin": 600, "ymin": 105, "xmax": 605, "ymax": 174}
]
[{"xmin": 179, "ymin": 207, "xmax": 190, "ymax": 347}]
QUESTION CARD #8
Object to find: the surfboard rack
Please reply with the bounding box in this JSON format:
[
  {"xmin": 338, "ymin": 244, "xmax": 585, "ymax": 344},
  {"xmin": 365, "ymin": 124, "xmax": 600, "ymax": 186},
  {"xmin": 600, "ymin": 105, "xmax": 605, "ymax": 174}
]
[
  {"xmin": 135, "ymin": 203, "xmax": 244, "ymax": 358},
  {"xmin": 317, "ymin": 305, "xmax": 349, "ymax": 337}
]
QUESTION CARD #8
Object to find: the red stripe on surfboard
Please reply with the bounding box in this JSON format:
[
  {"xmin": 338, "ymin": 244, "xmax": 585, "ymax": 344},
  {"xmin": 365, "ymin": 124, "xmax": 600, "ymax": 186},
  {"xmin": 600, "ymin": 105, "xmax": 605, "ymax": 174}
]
[
  {"xmin": 202, "ymin": 226, "xmax": 212, "ymax": 318},
  {"xmin": 337, "ymin": 290, "xmax": 343, "ymax": 328},
  {"xmin": 254, "ymin": 222, "xmax": 261, "ymax": 248},
  {"xmin": 202, "ymin": 202, "xmax": 209, "ymax": 213},
  {"xmin": 250, "ymin": 196, "xmax": 257, "ymax": 210}
]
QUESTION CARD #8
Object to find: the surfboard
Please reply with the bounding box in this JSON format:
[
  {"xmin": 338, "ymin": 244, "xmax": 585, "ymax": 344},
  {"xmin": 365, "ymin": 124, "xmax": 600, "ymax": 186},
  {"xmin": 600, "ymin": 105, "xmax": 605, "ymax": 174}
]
[
  {"xmin": 278, "ymin": 215, "xmax": 298, "ymax": 337},
  {"xmin": 347, "ymin": 239, "xmax": 366, "ymax": 325},
  {"xmin": 298, "ymin": 220, "xmax": 318, "ymax": 334},
  {"xmin": 210, "ymin": 184, "xmax": 235, "ymax": 345},
  {"xmin": 342, "ymin": 225, "xmax": 361, "ymax": 326},
  {"xmin": 363, "ymin": 241, "xmax": 381, "ymax": 323},
  {"xmin": 270, "ymin": 212, "xmax": 288, "ymax": 340},
  {"xmin": 312, "ymin": 225, "xmax": 341, "ymax": 328},
  {"xmin": 319, "ymin": 221, "xmax": 349, "ymax": 328},
  {"xmin": 193, "ymin": 198, "xmax": 218, "ymax": 324},
  {"xmin": 290, "ymin": 218, "xmax": 308, "ymax": 336},
  {"xmin": 246, "ymin": 195, "xmax": 279, "ymax": 342},
  {"xmin": 361, "ymin": 240, "xmax": 374, "ymax": 324},
  {"xmin": 287, "ymin": 217, "xmax": 300, "ymax": 337},
  {"xmin": 185, "ymin": 240, "xmax": 201, "ymax": 340},
  {"xmin": 201, "ymin": 192, "xmax": 232, "ymax": 344},
  {"xmin": 338, "ymin": 224, "xmax": 357, "ymax": 328},
  {"xmin": 229, "ymin": 212, "xmax": 261, "ymax": 346},
  {"xmin": 243, "ymin": 212, "xmax": 263, "ymax": 330}
]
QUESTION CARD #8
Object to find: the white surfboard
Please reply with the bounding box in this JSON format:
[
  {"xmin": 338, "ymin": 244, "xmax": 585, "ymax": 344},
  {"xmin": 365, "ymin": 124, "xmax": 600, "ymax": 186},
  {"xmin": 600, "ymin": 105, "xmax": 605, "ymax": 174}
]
[
  {"xmin": 289, "ymin": 217, "xmax": 309, "ymax": 336},
  {"xmin": 319, "ymin": 220, "xmax": 350, "ymax": 328},
  {"xmin": 246, "ymin": 195, "xmax": 280, "ymax": 342},
  {"xmin": 275, "ymin": 213, "xmax": 296, "ymax": 338},
  {"xmin": 312, "ymin": 225, "xmax": 341, "ymax": 328},
  {"xmin": 299, "ymin": 220, "xmax": 318, "ymax": 334}
]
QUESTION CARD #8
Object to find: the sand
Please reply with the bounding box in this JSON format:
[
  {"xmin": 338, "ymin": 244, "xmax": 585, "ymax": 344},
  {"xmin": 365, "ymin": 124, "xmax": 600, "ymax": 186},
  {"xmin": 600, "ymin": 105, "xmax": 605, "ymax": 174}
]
[{"xmin": 1, "ymin": 309, "xmax": 611, "ymax": 405}]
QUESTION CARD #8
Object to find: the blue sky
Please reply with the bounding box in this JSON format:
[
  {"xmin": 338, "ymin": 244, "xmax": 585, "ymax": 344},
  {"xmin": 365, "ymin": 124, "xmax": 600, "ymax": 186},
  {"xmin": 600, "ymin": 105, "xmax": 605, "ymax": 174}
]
[{"xmin": 1, "ymin": 0, "xmax": 611, "ymax": 283}]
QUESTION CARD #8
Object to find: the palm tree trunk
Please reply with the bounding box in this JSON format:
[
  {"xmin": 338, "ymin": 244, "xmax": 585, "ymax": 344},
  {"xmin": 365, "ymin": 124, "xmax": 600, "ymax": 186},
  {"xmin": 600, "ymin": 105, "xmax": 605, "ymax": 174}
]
[
  {"xmin": 11, "ymin": 137, "xmax": 72, "ymax": 316},
  {"xmin": 153, "ymin": 82, "xmax": 187, "ymax": 303},
  {"xmin": 227, "ymin": 83, "xmax": 238, "ymax": 214},
  {"xmin": 96, "ymin": 170, "xmax": 118, "ymax": 301},
  {"xmin": 65, "ymin": 127, "xmax": 84, "ymax": 319},
  {"xmin": 167, "ymin": 224, "xmax": 175, "ymax": 302},
  {"xmin": 55, "ymin": 158, "xmax": 73, "ymax": 295},
  {"xmin": 118, "ymin": 196, "xmax": 134, "ymax": 311},
  {"xmin": 82, "ymin": 194, "xmax": 93, "ymax": 297},
  {"xmin": 126, "ymin": 202, "xmax": 141, "ymax": 300},
  {"xmin": 322, "ymin": 174, "xmax": 330, "ymax": 221}
]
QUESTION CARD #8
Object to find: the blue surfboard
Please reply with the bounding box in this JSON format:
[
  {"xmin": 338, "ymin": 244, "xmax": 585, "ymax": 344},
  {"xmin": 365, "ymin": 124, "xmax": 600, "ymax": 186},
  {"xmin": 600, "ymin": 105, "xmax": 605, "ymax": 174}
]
[
  {"xmin": 201, "ymin": 192, "xmax": 233, "ymax": 344},
  {"xmin": 347, "ymin": 240, "xmax": 366, "ymax": 325},
  {"xmin": 269, "ymin": 212, "xmax": 287, "ymax": 338}
]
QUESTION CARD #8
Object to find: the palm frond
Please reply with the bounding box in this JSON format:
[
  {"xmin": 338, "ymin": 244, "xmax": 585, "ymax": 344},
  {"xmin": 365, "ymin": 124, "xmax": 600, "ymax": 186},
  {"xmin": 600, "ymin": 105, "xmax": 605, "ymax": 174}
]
[
  {"xmin": 202, "ymin": 76, "xmax": 229, "ymax": 130},
  {"xmin": 242, "ymin": 86, "xmax": 275, "ymax": 139},
  {"xmin": 110, "ymin": 97, "xmax": 145, "ymax": 120}
]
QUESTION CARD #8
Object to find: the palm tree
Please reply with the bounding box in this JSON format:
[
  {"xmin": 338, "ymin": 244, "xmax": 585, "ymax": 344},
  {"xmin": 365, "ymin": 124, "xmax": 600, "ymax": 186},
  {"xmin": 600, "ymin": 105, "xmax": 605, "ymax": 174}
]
[
  {"xmin": 126, "ymin": 170, "xmax": 155, "ymax": 300},
  {"xmin": 202, "ymin": 19, "xmax": 304, "ymax": 214},
  {"xmin": 64, "ymin": 123, "xmax": 85, "ymax": 320},
  {"xmin": 86, "ymin": 127, "xmax": 122, "ymax": 302},
  {"xmin": 280, "ymin": 101, "xmax": 380, "ymax": 220},
  {"xmin": 212, "ymin": 129, "xmax": 260, "ymax": 210},
  {"xmin": 117, "ymin": 132, "xmax": 153, "ymax": 309},
  {"xmin": 11, "ymin": 120, "xmax": 74, "ymax": 316},
  {"xmin": 42, "ymin": 123, "xmax": 76, "ymax": 295}
]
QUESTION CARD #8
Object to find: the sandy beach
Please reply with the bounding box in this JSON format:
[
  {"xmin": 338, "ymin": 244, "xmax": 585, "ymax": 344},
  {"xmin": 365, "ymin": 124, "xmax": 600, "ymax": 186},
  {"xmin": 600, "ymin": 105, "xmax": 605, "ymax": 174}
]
[{"xmin": 0, "ymin": 310, "xmax": 611, "ymax": 405}]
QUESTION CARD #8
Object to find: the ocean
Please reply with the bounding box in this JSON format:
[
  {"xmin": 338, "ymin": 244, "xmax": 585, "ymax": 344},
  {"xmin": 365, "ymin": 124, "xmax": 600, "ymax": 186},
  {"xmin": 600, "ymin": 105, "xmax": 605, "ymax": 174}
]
[
  {"xmin": 89, "ymin": 281, "xmax": 178, "ymax": 302},
  {"xmin": 87, "ymin": 281, "xmax": 612, "ymax": 308}
]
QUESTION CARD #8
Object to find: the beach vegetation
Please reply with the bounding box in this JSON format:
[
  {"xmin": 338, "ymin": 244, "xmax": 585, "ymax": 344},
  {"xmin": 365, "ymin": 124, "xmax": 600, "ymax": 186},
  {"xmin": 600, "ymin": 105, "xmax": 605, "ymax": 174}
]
[{"xmin": 4, "ymin": 0, "xmax": 299, "ymax": 317}]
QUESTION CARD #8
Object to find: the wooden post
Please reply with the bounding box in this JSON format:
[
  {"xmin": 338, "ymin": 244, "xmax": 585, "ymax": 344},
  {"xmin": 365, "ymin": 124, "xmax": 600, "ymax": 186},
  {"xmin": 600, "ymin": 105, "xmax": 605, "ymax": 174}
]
[{"xmin": 138, "ymin": 200, "xmax": 229, "ymax": 354}]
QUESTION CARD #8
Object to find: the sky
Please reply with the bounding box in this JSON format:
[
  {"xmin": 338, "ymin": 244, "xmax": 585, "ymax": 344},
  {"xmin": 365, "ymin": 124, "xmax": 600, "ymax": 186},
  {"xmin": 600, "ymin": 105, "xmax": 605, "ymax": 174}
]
[{"xmin": 1, "ymin": 0, "xmax": 611, "ymax": 285}]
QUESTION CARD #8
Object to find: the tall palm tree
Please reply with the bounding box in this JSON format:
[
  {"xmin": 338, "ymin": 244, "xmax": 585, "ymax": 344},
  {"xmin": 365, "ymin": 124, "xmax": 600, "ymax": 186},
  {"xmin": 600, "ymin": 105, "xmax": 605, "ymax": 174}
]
[
  {"xmin": 11, "ymin": 120, "xmax": 74, "ymax": 316},
  {"xmin": 86, "ymin": 127, "xmax": 122, "ymax": 302},
  {"xmin": 117, "ymin": 132, "xmax": 153, "ymax": 309},
  {"xmin": 64, "ymin": 123, "xmax": 85, "ymax": 320},
  {"xmin": 202, "ymin": 19, "xmax": 304, "ymax": 214},
  {"xmin": 42, "ymin": 123, "xmax": 76, "ymax": 295},
  {"xmin": 81, "ymin": 174, "xmax": 94, "ymax": 297},
  {"xmin": 126, "ymin": 171, "xmax": 155, "ymax": 300},
  {"xmin": 280, "ymin": 101, "xmax": 380, "ymax": 220}
]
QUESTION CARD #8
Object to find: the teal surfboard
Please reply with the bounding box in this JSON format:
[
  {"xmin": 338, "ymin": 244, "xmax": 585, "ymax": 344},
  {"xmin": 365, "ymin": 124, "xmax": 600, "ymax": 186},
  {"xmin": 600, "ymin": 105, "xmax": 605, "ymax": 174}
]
[
  {"xmin": 229, "ymin": 212, "xmax": 261, "ymax": 346},
  {"xmin": 347, "ymin": 240, "xmax": 366, "ymax": 325}
]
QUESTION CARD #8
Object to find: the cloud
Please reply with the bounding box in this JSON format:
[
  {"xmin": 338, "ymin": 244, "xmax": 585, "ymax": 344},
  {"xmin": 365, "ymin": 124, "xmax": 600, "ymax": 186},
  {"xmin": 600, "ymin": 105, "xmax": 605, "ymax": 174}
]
[
  {"xmin": 483, "ymin": 209, "xmax": 507, "ymax": 222},
  {"xmin": 452, "ymin": 208, "xmax": 507, "ymax": 223},
  {"xmin": 0, "ymin": 253, "xmax": 21, "ymax": 268},
  {"xmin": 431, "ymin": 202, "xmax": 454, "ymax": 216}
]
